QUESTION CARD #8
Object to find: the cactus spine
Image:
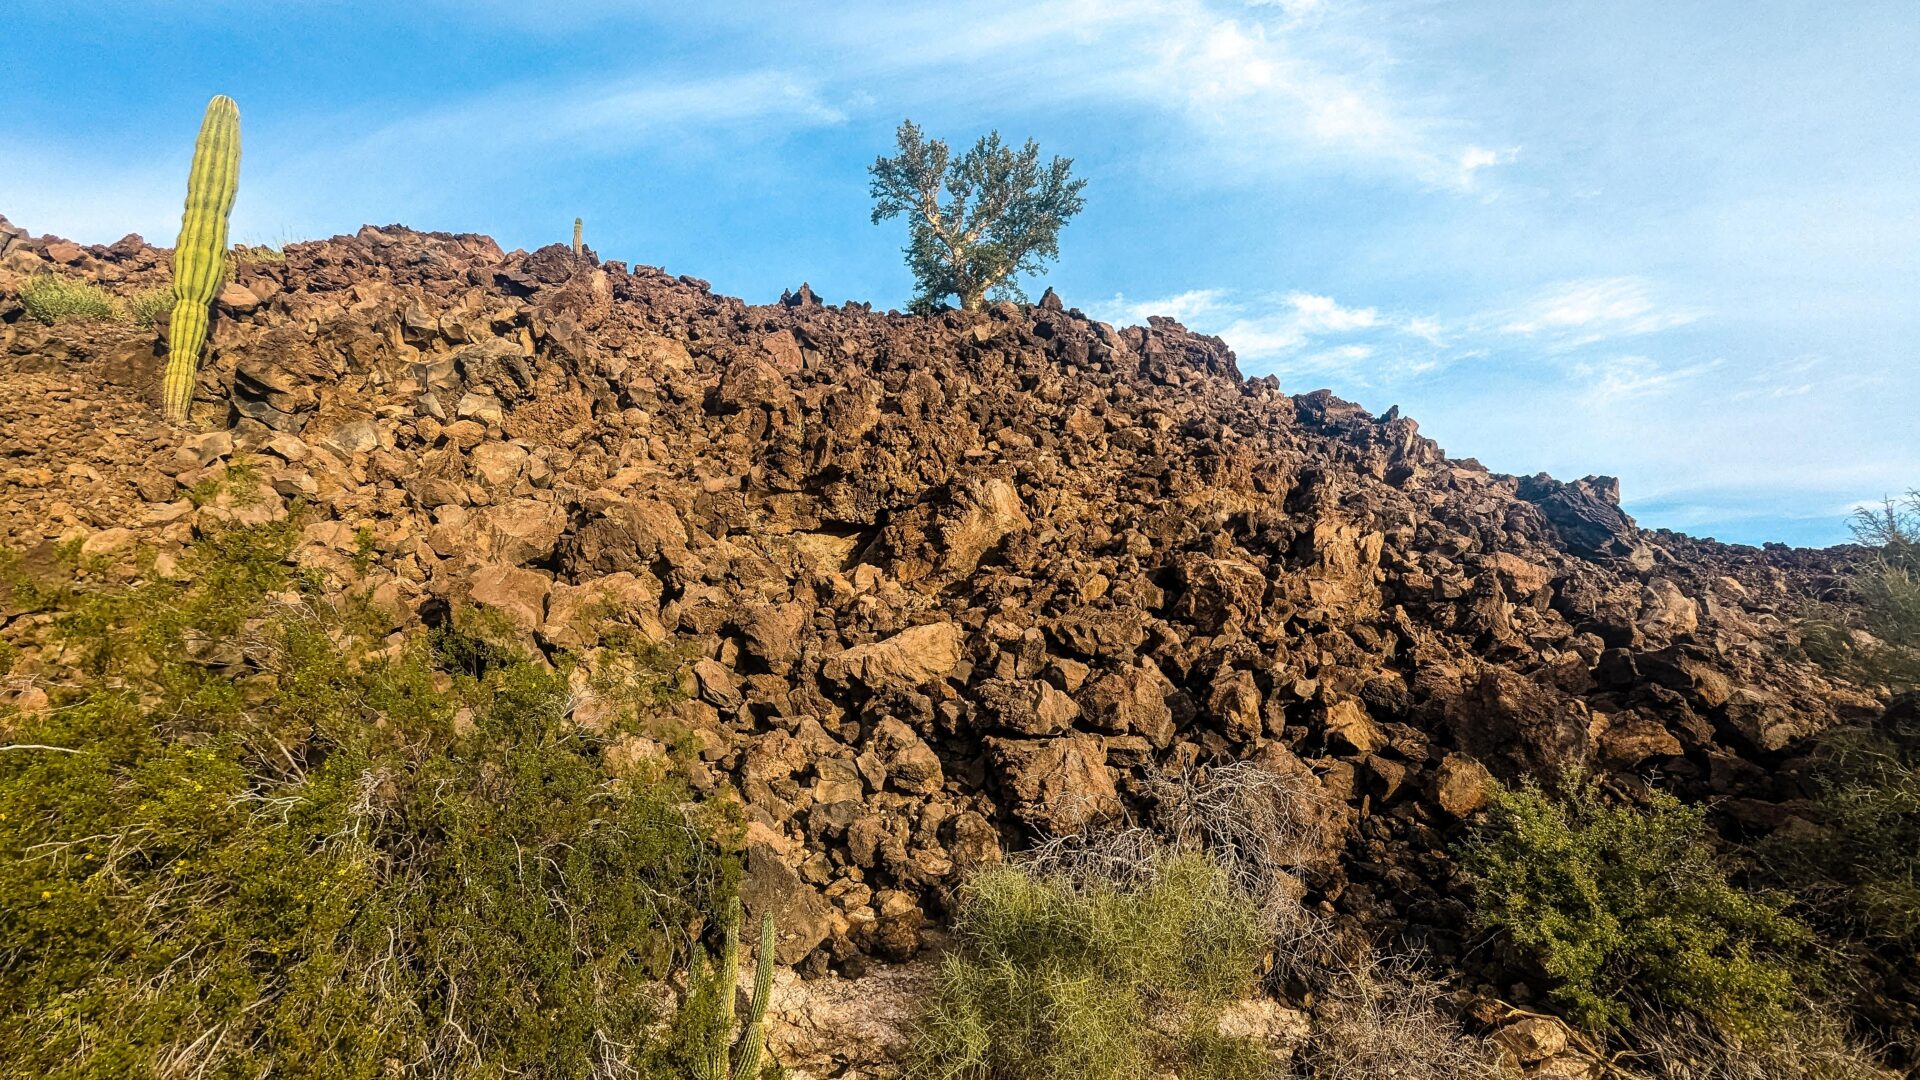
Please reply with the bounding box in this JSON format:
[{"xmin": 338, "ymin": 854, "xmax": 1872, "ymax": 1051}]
[
  {"xmin": 162, "ymin": 95, "xmax": 241, "ymax": 422},
  {"xmin": 572, "ymin": 217, "xmax": 583, "ymax": 256},
  {"xmin": 693, "ymin": 901, "xmax": 776, "ymax": 1080}
]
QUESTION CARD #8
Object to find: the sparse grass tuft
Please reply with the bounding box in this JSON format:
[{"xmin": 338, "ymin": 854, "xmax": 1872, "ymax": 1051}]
[
  {"xmin": 1628, "ymin": 1005, "xmax": 1896, "ymax": 1080},
  {"xmin": 20, "ymin": 274, "xmax": 125, "ymax": 325}
]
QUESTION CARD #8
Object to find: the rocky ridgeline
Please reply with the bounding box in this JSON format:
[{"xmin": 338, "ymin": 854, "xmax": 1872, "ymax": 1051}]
[{"xmin": 0, "ymin": 216, "xmax": 1888, "ymax": 1022}]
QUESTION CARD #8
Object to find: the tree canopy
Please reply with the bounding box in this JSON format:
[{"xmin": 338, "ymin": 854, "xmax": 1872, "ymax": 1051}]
[{"xmin": 869, "ymin": 120, "xmax": 1087, "ymax": 313}]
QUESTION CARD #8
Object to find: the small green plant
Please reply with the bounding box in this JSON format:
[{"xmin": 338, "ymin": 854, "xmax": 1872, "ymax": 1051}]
[
  {"xmin": 1804, "ymin": 491, "xmax": 1920, "ymax": 689},
  {"xmin": 20, "ymin": 274, "xmax": 124, "ymax": 324},
  {"xmin": 869, "ymin": 119, "xmax": 1086, "ymax": 313},
  {"xmin": 678, "ymin": 898, "xmax": 777, "ymax": 1080},
  {"xmin": 573, "ymin": 217, "xmax": 584, "ymax": 256},
  {"xmin": 181, "ymin": 455, "xmax": 263, "ymax": 508},
  {"xmin": 125, "ymin": 285, "xmax": 175, "ymax": 327},
  {"xmin": 1462, "ymin": 778, "xmax": 1812, "ymax": 1039},
  {"xmin": 911, "ymin": 852, "xmax": 1271, "ymax": 1080},
  {"xmin": 1775, "ymin": 704, "xmax": 1920, "ymax": 949},
  {"xmin": 163, "ymin": 94, "xmax": 242, "ymax": 423},
  {"xmin": 349, "ymin": 525, "xmax": 377, "ymax": 574}
]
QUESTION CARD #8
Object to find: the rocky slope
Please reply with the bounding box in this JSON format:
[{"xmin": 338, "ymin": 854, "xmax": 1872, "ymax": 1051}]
[{"xmin": 0, "ymin": 213, "xmax": 1898, "ymax": 1073}]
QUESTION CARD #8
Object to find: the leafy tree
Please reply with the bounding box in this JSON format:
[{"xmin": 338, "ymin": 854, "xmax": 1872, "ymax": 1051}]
[{"xmin": 869, "ymin": 119, "xmax": 1087, "ymax": 313}]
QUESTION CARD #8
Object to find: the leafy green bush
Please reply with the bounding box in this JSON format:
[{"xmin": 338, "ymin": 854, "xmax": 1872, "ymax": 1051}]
[
  {"xmin": 1462, "ymin": 779, "xmax": 1812, "ymax": 1039},
  {"xmin": 912, "ymin": 852, "xmax": 1274, "ymax": 1080},
  {"xmin": 20, "ymin": 274, "xmax": 125, "ymax": 324},
  {"xmin": 0, "ymin": 522, "xmax": 739, "ymax": 1079}
]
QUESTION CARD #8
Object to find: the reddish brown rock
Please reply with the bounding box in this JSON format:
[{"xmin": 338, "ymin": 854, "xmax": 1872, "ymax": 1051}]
[
  {"xmin": 1430, "ymin": 753, "xmax": 1493, "ymax": 818},
  {"xmin": 986, "ymin": 734, "xmax": 1121, "ymax": 836}
]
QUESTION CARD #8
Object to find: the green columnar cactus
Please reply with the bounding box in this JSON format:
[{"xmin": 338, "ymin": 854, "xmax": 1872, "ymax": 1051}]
[
  {"xmin": 692, "ymin": 901, "xmax": 777, "ymax": 1080},
  {"xmin": 572, "ymin": 217, "xmax": 583, "ymax": 256},
  {"xmin": 733, "ymin": 911, "xmax": 776, "ymax": 1080},
  {"xmin": 162, "ymin": 95, "xmax": 241, "ymax": 422}
]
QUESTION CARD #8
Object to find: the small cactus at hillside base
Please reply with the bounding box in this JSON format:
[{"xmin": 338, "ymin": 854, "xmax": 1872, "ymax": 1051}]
[
  {"xmin": 572, "ymin": 217, "xmax": 583, "ymax": 256},
  {"xmin": 691, "ymin": 900, "xmax": 777, "ymax": 1080},
  {"xmin": 162, "ymin": 95, "xmax": 241, "ymax": 423}
]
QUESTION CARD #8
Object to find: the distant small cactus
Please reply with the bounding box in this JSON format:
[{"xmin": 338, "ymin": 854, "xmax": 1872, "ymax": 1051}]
[
  {"xmin": 163, "ymin": 95, "xmax": 241, "ymax": 423},
  {"xmin": 572, "ymin": 217, "xmax": 583, "ymax": 257},
  {"xmin": 690, "ymin": 899, "xmax": 777, "ymax": 1080}
]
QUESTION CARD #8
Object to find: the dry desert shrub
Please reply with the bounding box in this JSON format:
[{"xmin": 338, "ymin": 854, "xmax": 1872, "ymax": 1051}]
[
  {"xmin": 1625, "ymin": 1005, "xmax": 1896, "ymax": 1080},
  {"xmin": 1300, "ymin": 953, "xmax": 1513, "ymax": 1080}
]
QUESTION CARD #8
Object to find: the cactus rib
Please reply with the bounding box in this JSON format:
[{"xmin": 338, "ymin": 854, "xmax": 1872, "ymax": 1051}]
[
  {"xmin": 162, "ymin": 95, "xmax": 241, "ymax": 422},
  {"xmin": 691, "ymin": 901, "xmax": 777, "ymax": 1080},
  {"xmin": 731, "ymin": 912, "xmax": 775, "ymax": 1080}
]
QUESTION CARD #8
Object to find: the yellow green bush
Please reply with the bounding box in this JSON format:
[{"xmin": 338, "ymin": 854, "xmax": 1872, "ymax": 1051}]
[
  {"xmin": 1777, "ymin": 705, "xmax": 1920, "ymax": 949},
  {"xmin": 0, "ymin": 522, "xmax": 740, "ymax": 1079},
  {"xmin": 126, "ymin": 285, "xmax": 175, "ymax": 327},
  {"xmin": 19, "ymin": 274, "xmax": 125, "ymax": 324},
  {"xmin": 911, "ymin": 852, "xmax": 1274, "ymax": 1080}
]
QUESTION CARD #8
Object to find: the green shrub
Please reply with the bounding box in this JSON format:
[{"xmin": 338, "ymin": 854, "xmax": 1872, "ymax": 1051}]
[
  {"xmin": 1804, "ymin": 492, "xmax": 1920, "ymax": 689},
  {"xmin": 1770, "ymin": 704, "xmax": 1920, "ymax": 950},
  {"xmin": 912, "ymin": 852, "xmax": 1274, "ymax": 1080},
  {"xmin": 1461, "ymin": 779, "xmax": 1812, "ymax": 1039},
  {"xmin": 20, "ymin": 274, "xmax": 125, "ymax": 324},
  {"xmin": 126, "ymin": 285, "xmax": 175, "ymax": 327},
  {"xmin": 0, "ymin": 522, "xmax": 739, "ymax": 1079}
]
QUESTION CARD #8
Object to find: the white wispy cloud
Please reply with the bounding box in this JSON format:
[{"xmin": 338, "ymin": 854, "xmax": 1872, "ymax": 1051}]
[
  {"xmin": 1497, "ymin": 277, "xmax": 1700, "ymax": 348},
  {"xmin": 1109, "ymin": 3, "xmax": 1505, "ymax": 190},
  {"xmin": 9, "ymin": 0, "xmax": 1515, "ymax": 247},
  {"xmin": 790, "ymin": 0, "xmax": 1512, "ymax": 191},
  {"xmin": 1088, "ymin": 286, "xmax": 1451, "ymax": 383},
  {"xmin": 1091, "ymin": 289, "xmax": 1387, "ymax": 352},
  {"xmin": 1086, "ymin": 275, "xmax": 1722, "ymax": 393},
  {"xmin": 1573, "ymin": 354, "xmax": 1725, "ymax": 404},
  {"xmin": 1085, "ymin": 288, "xmax": 1234, "ymax": 325},
  {"xmin": 1217, "ymin": 292, "xmax": 1383, "ymax": 358}
]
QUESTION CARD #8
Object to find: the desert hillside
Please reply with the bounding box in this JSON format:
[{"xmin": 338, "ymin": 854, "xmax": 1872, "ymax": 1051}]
[{"xmin": 1, "ymin": 215, "xmax": 1911, "ymax": 1078}]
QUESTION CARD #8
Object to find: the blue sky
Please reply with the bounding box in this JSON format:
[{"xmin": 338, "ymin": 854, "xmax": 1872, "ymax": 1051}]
[{"xmin": 5, "ymin": 1, "xmax": 1916, "ymax": 547}]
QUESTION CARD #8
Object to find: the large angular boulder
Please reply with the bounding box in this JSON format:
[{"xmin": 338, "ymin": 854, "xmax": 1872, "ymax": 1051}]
[
  {"xmin": 986, "ymin": 734, "xmax": 1121, "ymax": 836},
  {"xmin": 826, "ymin": 622, "xmax": 963, "ymax": 691},
  {"xmin": 741, "ymin": 843, "xmax": 835, "ymax": 966},
  {"xmin": 1079, "ymin": 660, "xmax": 1177, "ymax": 747}
]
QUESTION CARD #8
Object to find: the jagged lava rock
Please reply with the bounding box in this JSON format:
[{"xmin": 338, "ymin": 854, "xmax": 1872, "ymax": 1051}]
[{"xmin": 0, "ymin": 218, "xmax": 1892, "ymax": 981}]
